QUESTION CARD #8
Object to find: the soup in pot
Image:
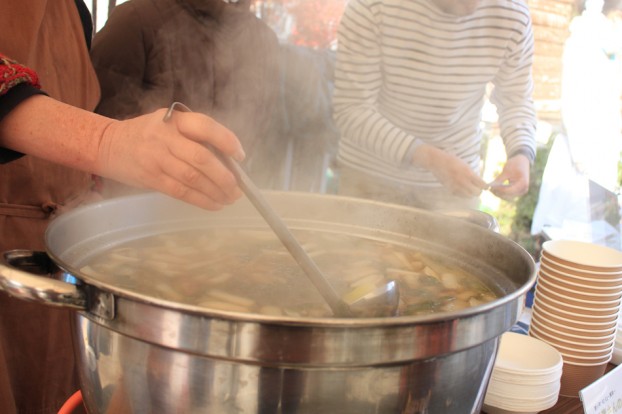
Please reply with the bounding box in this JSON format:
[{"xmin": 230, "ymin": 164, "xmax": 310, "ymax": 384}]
[{"xmin": 79, "ymin": 227, "xmax": 500, "ymax": 317}]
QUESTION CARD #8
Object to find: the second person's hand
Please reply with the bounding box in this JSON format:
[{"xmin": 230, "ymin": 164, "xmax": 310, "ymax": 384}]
[{"xmin": 487, "ymin": 154, "xmax": 530, "ymax": 201}]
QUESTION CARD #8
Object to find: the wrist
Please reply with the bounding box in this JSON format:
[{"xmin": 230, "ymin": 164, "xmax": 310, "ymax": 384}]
[
  {"xmin": 508, "ymin": 148, "xmax": 535, "ymax": 165},
  {"xmin": 93, "ymin": 118, "xmax": 121, "ymax": 178},
  {"xmin": 412, "ymin": 143, "xmax": 438, "ymax": 169}
]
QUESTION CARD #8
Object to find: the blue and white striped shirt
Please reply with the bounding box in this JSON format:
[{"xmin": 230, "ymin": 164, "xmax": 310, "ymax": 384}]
[{"xmin": 332, "ymin": 0, "xmax": 537, "ymax": 187}]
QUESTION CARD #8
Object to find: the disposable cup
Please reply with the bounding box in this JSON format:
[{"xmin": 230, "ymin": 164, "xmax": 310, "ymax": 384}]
[
  {"xmin": 490, "ymin": 368, "xmax": 562, "ymax": 385},
  {"xmin": 537, "ymin": 277, "xmax": 622, "ymax": 302},
  {"xmin": 485, "ymin": 394, "xmax": 559, "ymax": 411},
  {"xmin": 538, "ymin": 268, "xmax": 622, "ymax": 295},
  {"xmin": 540, "ymin": 257, "xmax": 622, "ymax": 284},
  {"xmin": 542, "ymin": 240, "xmax": 622, "ymax": 271},
  {"xmin": 534, "ymin": 296, "xmax": 618, "ymax": 322},
  {"xmin": 492, "ymin": 332, "xmax": 563, "ymax": 374},
  {"xmin": 540, "ymin": 256, "xmax": 622, "ymax": 280},
  {"xmin": 534, "ymin": 295, "xmax": 620, "ymax": 321},
  {"xmin": 529, "ymin": 330, "xmax": 615, "ymax": 357},
  {"xmin": 529, "ymin": 318, "xmax": 617, "ymax": 346},
  {"xmin": 535, "ymin": 282, "xmax": 621, "ymax": 309},
  {"xmin": 529, "ymin": 327, "xmax": 615, "ymax": 357},
  {"xmin": 486, "ymin": 377, "xmax": 560, "ymax": 399},
  {"xmin": 530, "ymin": 311, "xmax": 617, "ymax": 337},
  {"xmin": 485, "ymin": 388, "xmax": 559, "ymax": 411},
  {"xmin": 532, "ymin": 303, "xmax": 618, "ymax": 331},
  {"xmin": 558, "ymin": 349, "xmax": 612, "ymax": 365},
  {"xmin": 529, "ymin": 324, "xmax": 615, "ymax": 352},
  {"xmin": 486, "ymin": 388, "xmax": 560, "ymax": 403},
  {"xmin": 544, "ymin": 339, "xmax": 614, "ymax": 359},
  {"xmin": 559, "ymin": 362, "xmax": 609, "ymax": 397}
]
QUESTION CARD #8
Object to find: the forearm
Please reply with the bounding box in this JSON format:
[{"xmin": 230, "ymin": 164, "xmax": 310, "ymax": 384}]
[
  {"xmin": 411, "ymin": 143, "xmax": 439, "ymax": 169},
  {"xmin": 0, "ymin": 94, "xmax": 114, "ymax": 174},
  {"xmin": 493, "ymin": 80, "xmax": 537, "ymax": 163}
]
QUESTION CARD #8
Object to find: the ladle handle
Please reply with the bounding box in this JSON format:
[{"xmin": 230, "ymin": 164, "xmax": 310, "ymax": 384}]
[
  {"xmin": 223, "ymin": 157, "xmax": 353, "ymax": 317},
  {"xmin": 163, "ymin": 102, "xmax": 352, "ymax": 317}
]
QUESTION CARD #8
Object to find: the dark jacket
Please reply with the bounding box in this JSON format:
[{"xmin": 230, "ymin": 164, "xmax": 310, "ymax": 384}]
[{"xmin": 90, "ymin": 0, "xmax": 286, "ymax": 188}]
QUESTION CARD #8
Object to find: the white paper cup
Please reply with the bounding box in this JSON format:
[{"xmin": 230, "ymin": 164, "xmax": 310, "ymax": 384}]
[
  {"xmin": 535, "ymin": 290, "xmax": 621, "ymax": 317},
  {"xmin": 537, "ymin": 277, "xmax": 622, "ymax": 302},
  {"xmin": 538, "ymin": 268, "xmax": 622, "ymax": 295},
  {"xmin": 487, "ymin": 376, "xmax": 560, "ymax": 398},
  {"xmin": 536, "ymin": 278, "xmax": 622, "ymax": 306},
  {"xmin": 540, "ymin": 256, "xmax": 622, "ymax": 282},
  {"xmin": 535, "ymin": 281, "xmax": 621, "ymax": 309},
  {"xmin": 493, "ymin": 332, "xmax": 563, "ymax": 375},
  {"xmin": 530, "ymin": 317, "xmax": 617, "ymax": 346},
  {"xmin": 542, "ymin": 240, "xmax": 622, "ymax": 272},
  {"xmin": 530, "ymin": 310, "xmax": 617, "ymax": 337},
  {"xmin": 558, "ymin": 349, "xmax": 613, "ymax": 365},
  {"xmin": 532, "ymin": 302, "xmax": 619, "ymax": 331}
]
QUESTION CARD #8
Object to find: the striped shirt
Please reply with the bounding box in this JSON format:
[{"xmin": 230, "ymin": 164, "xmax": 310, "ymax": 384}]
[{"xmin": 332, "ymin": 0, "xmax": 536, "ymax": 188}]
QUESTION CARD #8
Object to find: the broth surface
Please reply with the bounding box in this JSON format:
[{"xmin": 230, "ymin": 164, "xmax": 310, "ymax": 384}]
[{"xmin": 79, "ymin": 228, "xmax": 499, "ymax": 317}]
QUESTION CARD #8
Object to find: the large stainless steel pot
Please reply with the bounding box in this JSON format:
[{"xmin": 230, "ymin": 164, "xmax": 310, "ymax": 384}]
[{"xmin": 0, "ymin": 191, "xmax": 535, "ymax": 414}]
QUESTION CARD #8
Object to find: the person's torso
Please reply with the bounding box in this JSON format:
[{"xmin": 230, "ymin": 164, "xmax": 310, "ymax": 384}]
[
  {"xmin": 372, "ymin": 0, "xmax": 528, "ymax": 141},
  {"xmin": 334, "ymin": 0, "xmax": 531, "ymax": 186}
]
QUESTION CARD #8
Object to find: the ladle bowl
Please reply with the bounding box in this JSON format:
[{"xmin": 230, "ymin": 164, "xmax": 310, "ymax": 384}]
[{"xmin": 347, "ymin": 280, "xmax": 401, "ymax": 317}]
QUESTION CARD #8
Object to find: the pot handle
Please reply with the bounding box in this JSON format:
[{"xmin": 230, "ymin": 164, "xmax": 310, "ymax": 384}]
[{"xmin": 0, "ymin": 250, "xmax": 86, "ymax": 310}]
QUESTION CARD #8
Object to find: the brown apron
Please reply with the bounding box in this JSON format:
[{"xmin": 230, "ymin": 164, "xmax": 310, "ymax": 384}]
[{"xmin": 0, "ymin": 1, "xmax": 100, "ymax": 413}]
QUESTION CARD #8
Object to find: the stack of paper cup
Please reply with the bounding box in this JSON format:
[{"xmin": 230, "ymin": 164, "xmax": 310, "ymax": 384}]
[
  {"xmin": 483, "ymin": 332, "xmax": 563, "ymax": 414},
  {"xmin": 529, "ymin": 240, "xmax": 622, "ymax": 397}
]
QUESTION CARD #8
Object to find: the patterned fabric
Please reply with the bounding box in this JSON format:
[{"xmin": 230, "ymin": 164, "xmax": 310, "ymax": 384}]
[{"xmin": 0, "ymin": 53, "xmax": 40, "ymax": 96}]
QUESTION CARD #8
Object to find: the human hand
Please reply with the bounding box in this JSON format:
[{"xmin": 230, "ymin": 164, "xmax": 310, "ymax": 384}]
[
  {"xmin": 412, "ymin": 144, "xmax": 487, "ymax": 198},
  {"xmin": 96, "ymin": 108, "xmax": 245, "ymax": 210},
  {"xmin": 487, "ymin": 154, "xmax": 530, "ymax": 200}
]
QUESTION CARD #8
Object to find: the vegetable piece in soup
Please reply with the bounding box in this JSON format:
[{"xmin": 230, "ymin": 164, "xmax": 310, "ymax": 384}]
[{"xmin": 79, "ymin": 228, "xmax": 499, "ymax": 317}]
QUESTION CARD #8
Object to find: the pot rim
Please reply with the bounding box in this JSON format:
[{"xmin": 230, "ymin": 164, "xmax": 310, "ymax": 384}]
[{"xmin": 47, "ymin": 191, "xmax": 536, "ymax": 327}]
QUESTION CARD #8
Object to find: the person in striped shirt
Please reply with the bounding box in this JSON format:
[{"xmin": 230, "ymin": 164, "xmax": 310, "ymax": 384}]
[{"xmin": 332, "ymin": 0, "xmax": 537, "ymax": 210}]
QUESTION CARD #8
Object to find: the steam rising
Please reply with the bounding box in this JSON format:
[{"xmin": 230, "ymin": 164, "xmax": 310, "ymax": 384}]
[{"xmin": 90, "ymin": 0, "xmax": 339, "ymax": 199}]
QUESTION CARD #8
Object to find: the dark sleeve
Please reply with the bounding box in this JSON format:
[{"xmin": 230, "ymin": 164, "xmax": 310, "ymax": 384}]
[
  {"xmin": 74, "ymin": 0, "xmax": 94, "ymax": 50},
  {"xmin": 0, "ymin": 55, "xmax": 47, "ymax": 163}
]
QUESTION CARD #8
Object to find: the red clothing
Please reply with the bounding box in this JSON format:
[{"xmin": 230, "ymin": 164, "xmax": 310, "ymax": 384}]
[{"xmin": 0, "ymin": 55, "xmax": 41, "ymax": 95}]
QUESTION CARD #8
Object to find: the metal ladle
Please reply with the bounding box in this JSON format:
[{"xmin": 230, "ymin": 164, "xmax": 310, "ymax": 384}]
[{"xmin": 163, "ymin": 102, "xmax": 399, "ymax": 317}]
